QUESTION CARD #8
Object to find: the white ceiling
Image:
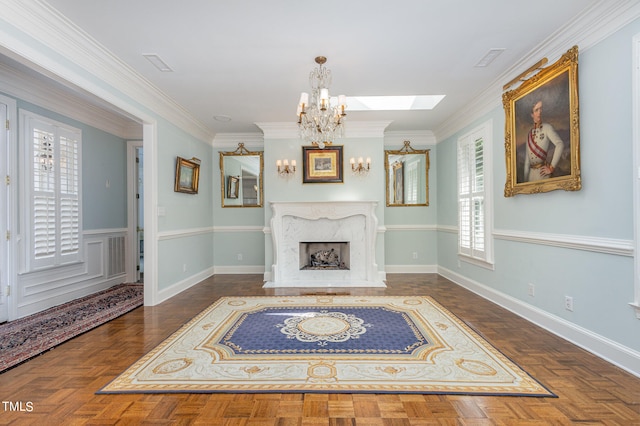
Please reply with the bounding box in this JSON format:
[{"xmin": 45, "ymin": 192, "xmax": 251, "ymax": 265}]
[{"xmin": 19, "ymin": 1, "xmax": 601, "ymax": 138}]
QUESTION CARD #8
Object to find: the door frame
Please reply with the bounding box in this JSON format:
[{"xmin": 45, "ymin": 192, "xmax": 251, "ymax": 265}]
[
  {"xmin": 0, "ymin": 94, "xmax": 17, "ymax": 321},
  {"xmin": 127, "ymin": 140, "xmax": 143, "ymax": 284}
]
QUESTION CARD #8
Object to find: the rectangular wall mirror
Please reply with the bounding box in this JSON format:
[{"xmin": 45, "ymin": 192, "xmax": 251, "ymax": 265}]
[
  {"xmin": 385, "ymin": 141, "xmax": 430, "ymax": 207},
  {"xmin": 219, "ymin": 143, "xmax": 263, "ymax": 208}
]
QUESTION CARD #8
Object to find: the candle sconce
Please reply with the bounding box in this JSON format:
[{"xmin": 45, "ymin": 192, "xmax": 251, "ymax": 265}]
[
  {"xmin": 276, "ymin": 159, "xmax": 296, "ymax": 177},
  {"xmin": 350, "ymin": 156, "xmax": 371, "ymax": 176}
]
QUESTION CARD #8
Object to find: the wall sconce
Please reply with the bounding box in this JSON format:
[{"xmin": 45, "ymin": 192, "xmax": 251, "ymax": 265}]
[
  {"xmin": 276, "ymin": 159, "xmax": 296, "ymax": 177},
  {"xmin": 350, "ymin": 157, "xmax": 370, "ymax": 176}
]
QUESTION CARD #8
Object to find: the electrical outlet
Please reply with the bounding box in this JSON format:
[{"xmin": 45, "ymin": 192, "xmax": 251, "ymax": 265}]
[
  {"xmin": 564, "ymin": 296, "xmax": 574, "ymax": 311},
  {"xmin": 237, "ymin": 253, "xmax": 243, "ymax": 261},
  {"xmin": 412, "ymin": 252, "xmax": 418, "ymax": 259},
  {"xmin": 183, "ymin": 263, "xmax": 187, "ymax": 272},
  {"xmin": 528, "ymin": 283, "xmax": 535, "ymax": 297}
]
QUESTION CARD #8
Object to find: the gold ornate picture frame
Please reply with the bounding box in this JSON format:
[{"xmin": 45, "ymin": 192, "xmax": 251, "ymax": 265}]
[
  {"xmin": 302, "ymin": 145, "xmax": 343, "ymax": 183},
  {"xmin": 174, "ymin": 156, "xmax": 200, "ymax": 194},
  {"xmin": 503, "ymin": 46, "xmax": 581, "ymax": 197}
]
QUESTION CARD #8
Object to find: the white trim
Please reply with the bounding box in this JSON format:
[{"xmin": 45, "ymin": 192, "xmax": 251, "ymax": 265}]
[
  {"xmin": 434, "ymin": 1, "xmax": 640, "ymax": 142},
  {"xmin": 255, "ymin": 121, "xmax": 392, "ymax": 140},
  {"xmin": 212, "ymin": 133, "xmax": 264, "ymax": 149},
  {"xmin": 438, "ymin": 266, "xmax": 640, "ymax": 378},
  {"xmin": 384, "ymin": 265, "xmax": 437, "ymax": 274},
  {"xmin": 385, "ymin": 224, "xmax": 437, "ymax": 232},
  {"xmin": 494, "ymin": 229, "xmax": 634, "ymax": 257},
  {"xmin": 156, "ymin": 267, "xmax": 214, "ymax": 305},
  {"xmin": 0, "ymin": 94, "xmax": 17, "ymax": 321},
  {"xmin": 213, "ymin": 266, "xmax": 265, "ymax": 275},
  {"xmin": 438, "ymin": 225, "xmax": 459, "ymax": 234},
  {"xmin": 384, "ymin": 131, "xmax": 437, "ymax": 147},
  {"xmin": 126, "ymin": 140, "xmax": 142, "ymax": 284},
  {"xmin": 157, "ymin": 227, "xmax": 214, "ymax": 241},
  {"xmin": 213, "ymin": 226, "xmax": 265, "ymax": 233},
  {"xmin": 0, "ymin": 61, "xmax": 138, "ymax": 139},
  {"xmin": 458, "ymin": 254, "xmax": 495, "ymax": 271},
  {"xmin": 633, "ymin": 32, "xmax": 640, "ymax": 318},
  {"xmin": 83, "ymin": 228, "xmax": 127, "ymax": 235},
  {"xmin": 0, "ymin": 1, "xmax": 211, "ymax": 144}
]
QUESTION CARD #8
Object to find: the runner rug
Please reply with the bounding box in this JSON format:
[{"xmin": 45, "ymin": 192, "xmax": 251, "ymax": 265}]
[
  {"xmin": 0, "ymin": 283, "xmax": 143, "ymax": 373},
  {"xmin": 100, "ymin": 295, "xmax": 554, "ymax": 396}
]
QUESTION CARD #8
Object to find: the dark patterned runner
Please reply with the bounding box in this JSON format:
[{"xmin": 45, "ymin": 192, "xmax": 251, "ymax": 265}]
[{"xmin": 0, "ymin": 284, "xmax": 143, "ymax": 373}]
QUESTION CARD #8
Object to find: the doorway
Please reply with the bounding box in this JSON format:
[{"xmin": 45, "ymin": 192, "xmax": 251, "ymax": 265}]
[{"xmin": 127, "ymin": 140, "xmax": 144, "ymax": 284}]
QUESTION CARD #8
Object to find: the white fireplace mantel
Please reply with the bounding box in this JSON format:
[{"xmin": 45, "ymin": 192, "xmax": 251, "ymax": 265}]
[{"xmin": 264, "ymin": 201, "xmax": 386, "ymax": 288}]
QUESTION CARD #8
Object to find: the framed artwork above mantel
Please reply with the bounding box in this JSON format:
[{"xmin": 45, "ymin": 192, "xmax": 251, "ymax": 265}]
[{"xmin": 302, "ymin": 145, "xmax": 343, "ymax": 184}]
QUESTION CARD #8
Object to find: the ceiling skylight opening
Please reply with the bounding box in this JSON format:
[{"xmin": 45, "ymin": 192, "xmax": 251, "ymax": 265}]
[
  {"xmin": 345, "ymin": 95, "xmax": 445, "ymax": 111},
  {"xmin": 143, "ymin": 54, "xmax": 173, "ymax": 72}
]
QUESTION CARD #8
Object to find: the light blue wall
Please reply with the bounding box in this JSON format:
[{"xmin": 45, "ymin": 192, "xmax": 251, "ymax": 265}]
[
  {"xmin": 156, "ymin": 120, "xmax": 214, "ymax": 291},
  {"xmin": 436, "ymin": 19, "xmax": 640, "ymax": 352},
  {"xmin": 384, "ymin": 144, "xmax": 437, "ymax": 267},
  {"xmin": 212, "ymin": 148, "xmax": 265, "ymax": 270},
  {"xmin": 10, "ymin": 96, "xmax": 128, "ymax": 230}
]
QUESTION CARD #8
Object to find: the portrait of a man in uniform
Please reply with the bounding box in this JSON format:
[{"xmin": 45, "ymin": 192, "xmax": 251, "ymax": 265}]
[
  {"xmin": 503, "ymin": 45, "xmax": 581, "ymax": 197},
  {"xmin": 514, "ymin": 71, "xmax": 571, "ymax": 184}
]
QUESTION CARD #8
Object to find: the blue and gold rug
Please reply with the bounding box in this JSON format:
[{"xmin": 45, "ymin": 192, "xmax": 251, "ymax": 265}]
[{"xmin": 99, "ymin": 296, "xmax": 555, "ymax": 396}]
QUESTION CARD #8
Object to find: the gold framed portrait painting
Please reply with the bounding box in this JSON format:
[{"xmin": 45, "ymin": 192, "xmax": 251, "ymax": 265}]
[
  {"xmin": 503, "ymin": 46, "xmax": 581, "ymax": 197},
  {"xmin": 302, "ymin": 146, "xmax": 343, "ymax": 183},
  {"xmin": 174, "ymin": 156, "xmax": 200, "ymax": 194}
]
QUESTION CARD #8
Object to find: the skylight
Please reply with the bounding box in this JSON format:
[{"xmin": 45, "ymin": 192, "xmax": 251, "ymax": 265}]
[{"xmin": 345, "ymin": 95, "xmax": 445, "ymax": 111}]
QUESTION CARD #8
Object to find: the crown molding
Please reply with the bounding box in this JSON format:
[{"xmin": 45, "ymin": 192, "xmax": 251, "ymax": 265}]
[
  {"xmin": 384, "ymin": 130, "xmax": 437, "ymax": 147},
  {"xmin": 255, "ymin": 121, "xmax": 392, "ymax": 140},
  {"xmin": 0, "ymin": 61, "xmax": 138, "ymax": 139},
  {"xmin": 0, "ymin": 0, "xmax": 212, "ymax": 143},
  {"xmin": 434, "ymin": 0, "xmax": 640, "ymax": 142},
  {"xmin": 212, "ymin": 132, "xmax": 264, "ymax": 149}
]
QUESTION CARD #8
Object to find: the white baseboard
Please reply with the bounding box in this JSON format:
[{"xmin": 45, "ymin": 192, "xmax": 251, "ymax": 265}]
[
  {"xmin": 157, "ymin": 267, "xmax": 214, "ymax": 305},
  {"xmin": 385, "ymin": 265, "xmax": 438, "ymax": 274},
  {"xmin": 213, "ymin": 266, "xmax": 265, "ymax": 275},
  {"xmin": 438, "ymin": 266, "xmax": 640, "ymax": 379}
]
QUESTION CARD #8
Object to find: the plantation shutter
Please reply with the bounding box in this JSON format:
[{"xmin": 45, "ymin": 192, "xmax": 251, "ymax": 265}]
[
  {"xmin": 32, "ymin": 125, "xmax": 57, "ymax": 260},
  {"xmin": 27, "ymin": 112, "xmax": 82, "ymax": 270},
  {"xmin": 458, "ymin": 135, "xmax": 486, "ymax": 259},
  {"xmin": 58, "ymin": 132, "xmax": 80, "ymax": 255}
]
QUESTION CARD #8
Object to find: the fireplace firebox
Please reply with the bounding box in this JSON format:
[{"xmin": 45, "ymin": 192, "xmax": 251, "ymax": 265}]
[{"xmin": 299, "ymin": 242, "xmax": 350, "ymax": 270}]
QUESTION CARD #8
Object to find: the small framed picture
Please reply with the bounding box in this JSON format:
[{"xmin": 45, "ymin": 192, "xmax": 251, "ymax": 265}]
[
  {"xmin": 174, "ymin": 156, "xmax": 200, "ymax": 194},
  {"xmin": 302, "ymin": 145, "xmax": 343, "ymax": 183},
  {"xmin": 227, "ymin": 175, "xmax": 240, "ymax": 199}
]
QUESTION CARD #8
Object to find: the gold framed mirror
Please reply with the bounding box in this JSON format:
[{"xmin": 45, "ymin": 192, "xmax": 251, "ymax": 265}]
[
  {"xmin": 219, "ymin": 143, "xmax": 264, "ymax": 208},
  {"xmin": 385, "ymin": 141, "xmax": 430, "ymax": 207}
]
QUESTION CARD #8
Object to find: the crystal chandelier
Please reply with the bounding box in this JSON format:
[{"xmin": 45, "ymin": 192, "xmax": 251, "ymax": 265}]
[{"xmin": 296, "ymin": 56, "xmax": 347, "ymax": 149}]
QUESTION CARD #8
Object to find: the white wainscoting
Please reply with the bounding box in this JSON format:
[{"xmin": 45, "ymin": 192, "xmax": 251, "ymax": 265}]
[{"xmin": 15, "ymin": 229, "xmax": 128, "ymax": 319}]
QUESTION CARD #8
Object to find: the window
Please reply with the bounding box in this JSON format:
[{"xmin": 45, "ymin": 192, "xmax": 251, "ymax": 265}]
[
  {"xmin": 21, "ymin": 110, "xmax": 82, "ymax": 271},
  {"xmin": 457, "ymin": 120, "xmax": 493, "ymax": 267}
]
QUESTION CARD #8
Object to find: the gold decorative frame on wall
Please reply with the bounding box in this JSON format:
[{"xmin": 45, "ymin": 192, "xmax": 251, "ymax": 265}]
[
  {"xmin": 219, "ymin": 143, "xmax": 264, "ymax": 208},
  {"xmin": 503, "ymin": 46, "xmax": 581, "ymax": 197},
  {"xmin": 302, "ymin": 145, "xmax": 343, "ymax": 183},
  {"xmin": 384, "ymin": 141, "xmax": 430, "ymax": 206},
  {"xmin": 174, "ymin": 156, "xmax": 200, "ymax": 194}
]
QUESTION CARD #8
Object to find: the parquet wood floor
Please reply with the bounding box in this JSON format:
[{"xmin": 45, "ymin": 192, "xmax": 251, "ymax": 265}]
[{"xmin": 1, "ymin": 273, "xmax": 638, "ymax": 425}]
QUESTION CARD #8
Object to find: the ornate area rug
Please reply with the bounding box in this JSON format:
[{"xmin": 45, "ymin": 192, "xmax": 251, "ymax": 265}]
[
  {"xmin": 0, "ymin": 284, "xmax": 143, "ymax": 373},
  {"xmin": 100, "ymin": 296, "xmax": 554, "ymax": 396}
]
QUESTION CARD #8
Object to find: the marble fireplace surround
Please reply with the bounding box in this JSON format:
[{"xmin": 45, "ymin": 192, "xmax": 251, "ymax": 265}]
[{"xmin": 264, "ymin": 201, "xmax": 386, "ymax": 288}]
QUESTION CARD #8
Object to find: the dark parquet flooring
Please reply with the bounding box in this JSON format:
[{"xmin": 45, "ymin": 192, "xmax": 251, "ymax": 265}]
[{"xmin": 0, "ymin": 273, "xmax": 638, "ymax": 424}]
